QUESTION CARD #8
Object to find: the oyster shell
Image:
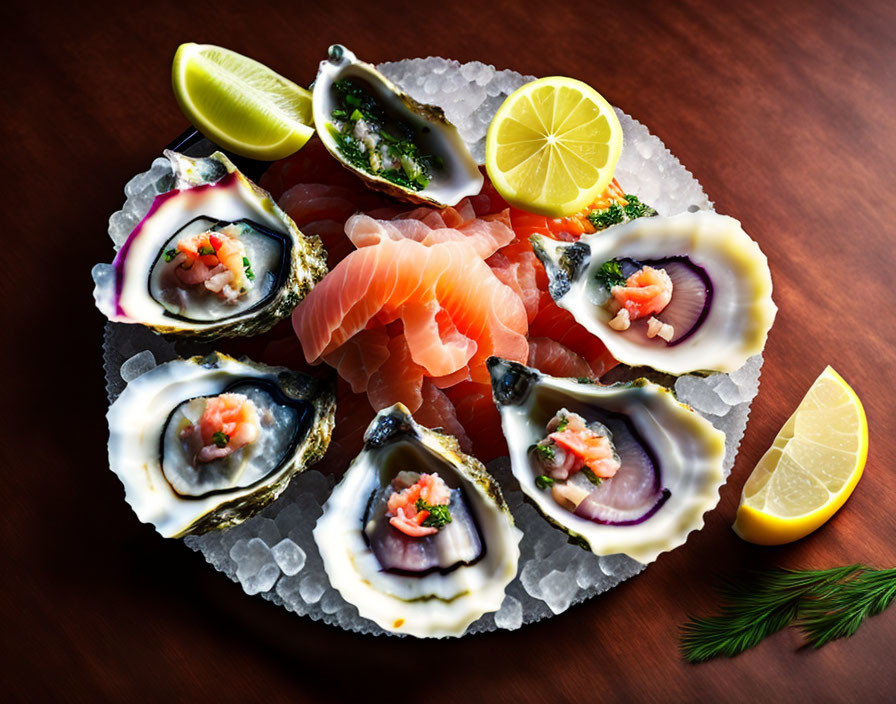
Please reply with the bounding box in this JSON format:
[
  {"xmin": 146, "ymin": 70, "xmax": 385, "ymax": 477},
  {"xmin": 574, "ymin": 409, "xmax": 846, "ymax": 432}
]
[
  {"xmin": 312, "ymin": 44, "xmax": 483, "ymax": 207},
  {"xmin": 532, "ymin": 211, "xmax": 776, "ymax": 374},
  {"xmin": 314, "ymin": 404, "xmax": 521, "ymax": 637},
  {"xmin": 488, "ymin": 357, "xmax": 725, "ymax": 564},
  {"xmin": 93, "ymin": 151, "xmax": 327, "ymax": 339},
  {"xmin": 107, "ymin": 353, "xmax": 335, "ymax": 537}
]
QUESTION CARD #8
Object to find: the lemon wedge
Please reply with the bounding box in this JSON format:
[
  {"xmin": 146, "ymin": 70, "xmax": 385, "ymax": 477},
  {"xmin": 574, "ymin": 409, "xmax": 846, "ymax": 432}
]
[
  {"xmin": 172, "ymin": 43, "xmax": 315, "ymax": 161},
  {"xmin": 733, "ymin": 366, "xmax": 868, "ymax": 545},
  {"xmin": 485, "ymin": 76, "xmax": 623, "ymax": 217}
]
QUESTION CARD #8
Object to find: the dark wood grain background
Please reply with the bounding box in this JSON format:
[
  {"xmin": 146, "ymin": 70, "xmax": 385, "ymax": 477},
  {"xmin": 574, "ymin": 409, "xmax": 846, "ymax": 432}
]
[{"xmin": 3, "ymin": 0, "xmax": 895, "ymax": 701}]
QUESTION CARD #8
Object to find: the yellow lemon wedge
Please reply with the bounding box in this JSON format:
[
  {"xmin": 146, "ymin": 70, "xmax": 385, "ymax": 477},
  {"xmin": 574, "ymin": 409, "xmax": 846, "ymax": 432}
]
[
  {"xmin": 172, "ymin": 43, "xmax": 315, "ymax": 161},
  {"xmin": 485, "ymin": 76, "xmax": 623, "ymax": 217},
  {"xmin": 733, "ymin": 366, "xmax": 868, "ymax": 545}
]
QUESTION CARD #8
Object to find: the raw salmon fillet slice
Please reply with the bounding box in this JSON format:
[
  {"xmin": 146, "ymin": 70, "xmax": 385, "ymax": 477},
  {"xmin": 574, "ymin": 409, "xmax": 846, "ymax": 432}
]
[
  {"xmin": 293, "ymin": 237, "xmax": 528, "ymax": 384},
  {"xmin": 527, "ymin": 337, "xmax": 593, "ymax": 378}
]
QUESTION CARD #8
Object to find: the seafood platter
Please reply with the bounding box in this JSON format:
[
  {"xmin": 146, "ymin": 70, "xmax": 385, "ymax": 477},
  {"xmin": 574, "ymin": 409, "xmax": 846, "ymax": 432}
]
[{"xmin": 94, "ymin": 46, "xmax": 776, "ymax": 637}]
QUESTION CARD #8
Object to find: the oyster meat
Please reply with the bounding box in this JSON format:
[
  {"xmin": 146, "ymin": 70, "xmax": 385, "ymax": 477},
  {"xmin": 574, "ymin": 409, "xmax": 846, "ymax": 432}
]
[
  {"xmin": 107, "ymin": 353, "xmax": 335, "ymax": 537},
  {"xmin": 93, "ymin": 151, "xmax": 327, "ymax": 338},
  {"xmin": 488, "ymin": 357, "xmax": 725, "ymax": 564},
  {"xmin": 312, "ymin": 45, "xmax": 483, "ymax": 207},
  {"xmin": 314, "ymin": 404, "xmax": 521, "ymax": 637},
  {"xmin": 532, "ymin": 211, "xmax": 776, "ymax": 374}
]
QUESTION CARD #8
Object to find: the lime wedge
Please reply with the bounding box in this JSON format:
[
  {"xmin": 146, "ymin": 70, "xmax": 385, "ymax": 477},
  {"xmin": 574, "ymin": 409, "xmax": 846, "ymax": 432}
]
[{"xmin": 172, "ymin": 43, "xmax": 315, "ymax": 161}]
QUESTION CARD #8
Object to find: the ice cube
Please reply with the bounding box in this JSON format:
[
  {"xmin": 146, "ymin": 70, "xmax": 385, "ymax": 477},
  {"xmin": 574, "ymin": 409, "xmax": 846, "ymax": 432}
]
[
  {"xmin": 298, "ymin": 573, "xmax": 328, "ymax": 605},
  {"xmin": 271, "ymin": 539, "xmax": 306, "ymax": 576},
  {"xmin": 539, "ymin": 570, "xmax": 578, "ymax": 615},
  {"xmin": 242, "ymin": 562, "xmax": 280, "ymax": 596},
  {"xmin": 119, "ymin": 351, "xmax": 157, "ymax": 382},
  {"xmin": 494, "ymin": 595, "xmax": 523, "ymax": 631}
]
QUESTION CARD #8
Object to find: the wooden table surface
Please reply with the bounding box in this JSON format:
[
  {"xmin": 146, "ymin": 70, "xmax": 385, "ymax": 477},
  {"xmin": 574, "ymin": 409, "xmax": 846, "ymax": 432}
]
[{"xmin": 4, "ymin": 0, "xmax": 895, "ymax": 700}]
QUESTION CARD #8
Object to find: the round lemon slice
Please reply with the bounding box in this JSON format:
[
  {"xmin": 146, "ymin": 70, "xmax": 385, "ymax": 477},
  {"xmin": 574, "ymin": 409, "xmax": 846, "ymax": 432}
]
[
  {"xmin": 485, "ymin": 76, "xmax": 623, "ymax": 217},
  {"xmin": 172, "ymin": 43, "xmax": 315, "ymax": 161},
  {"xmin": 733, "ymin": 366, "xmax": 868, "ymax": 545}
]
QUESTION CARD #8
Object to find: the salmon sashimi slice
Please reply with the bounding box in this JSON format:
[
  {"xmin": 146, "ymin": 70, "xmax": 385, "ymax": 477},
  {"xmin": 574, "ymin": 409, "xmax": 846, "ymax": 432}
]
[
  {"xmin": 486, "ymin": 239, "xmax": 545, "ymax": 324},
  {"xmin": 322, "ymin": 327, "xmax": 391, "ymax": 394},
  {"xmin": 293, "ymin": 237, "xmax": 528, "ymax": 383},
  {"xmin": 444, "ymin": 381, "xmax": 506, "ymax": 463},
  {"xmin": 529, "ymin": 302, "xmax": 618, "ymax": 378},
  {"xmin": 345, "ymin": 208, "xmax": 514, "ymax": 259},
  {"xmin": 527, "ymin": 337, "xmax": 593, "ymax": 378},
  {"xmin": 366, "ymin": 333, "xmax": 427, "ymax": 413},
  {"xmin": 414, "ymin": 381, "xmax": 472, "ymax": 452}
]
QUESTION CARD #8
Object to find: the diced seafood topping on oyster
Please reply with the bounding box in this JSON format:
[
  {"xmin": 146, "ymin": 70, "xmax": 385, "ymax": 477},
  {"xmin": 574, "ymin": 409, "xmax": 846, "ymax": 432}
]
[
  {"xmin": 312, "ymin": 45, "xmax": 483, "ymax": 207},
  {"xmin": 532, "ymin": 211, "xmax": 776, "ymax": 374},
  {"xmin": 488, "ymin": 358, "xmax": 725, "ymax": 564},
  {"xmin": 107, "ymin": 353, "xmax": 335, "ymax": 537},
  {"xmin": 93, "ymin": 151, "xmax": 327, "ymax": 339},
  {"xmin": 314, "ymin": 404, "xmax": 521, "ymax": 638}
]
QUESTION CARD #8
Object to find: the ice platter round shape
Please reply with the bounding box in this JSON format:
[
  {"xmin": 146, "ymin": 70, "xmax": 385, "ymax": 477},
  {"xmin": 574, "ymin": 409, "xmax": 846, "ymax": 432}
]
[{"xmin": 101, "ymin": 55, "xmax": 768, "ymax": 637}]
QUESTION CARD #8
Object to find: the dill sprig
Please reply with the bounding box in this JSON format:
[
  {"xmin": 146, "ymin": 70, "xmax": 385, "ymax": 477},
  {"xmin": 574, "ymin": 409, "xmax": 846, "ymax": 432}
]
[
  {"xmin": 800, "ymin": 567, "xmax": 896, "ymax": 648},
  {"xmin": 680, "ymin": 565, "xmax": 895, "ymax": 663}
]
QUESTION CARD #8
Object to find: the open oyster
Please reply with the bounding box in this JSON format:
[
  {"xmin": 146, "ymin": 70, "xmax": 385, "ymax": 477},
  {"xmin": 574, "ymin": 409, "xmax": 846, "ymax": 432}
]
[
  {"xmin": 107, "ymin": 353, "xmax": 335, "ymax": 537},
  {"xmin": 532, "ymin": 211, "xmax": 776, "ymax": 374},
  {"xmin": 312, "ymin": 44, "xmax": 483, "ymax": 207},
  {"xmin": 93, "ymin": 151, "xmax": 327, "ymax": 338},
  {"xmin": 314, "ymin": 404, "xmax": 521, "ymax": 638},
  {"xmin": 488, "ymin": 358, "xmax": 725, "ymax": 564}
]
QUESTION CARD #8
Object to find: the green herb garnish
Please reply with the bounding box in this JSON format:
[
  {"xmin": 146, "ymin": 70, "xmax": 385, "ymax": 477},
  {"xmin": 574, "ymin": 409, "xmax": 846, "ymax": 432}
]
[
  {"xmin": 198, "ymin": 246, "xmax": 215, "ymax": 256},
  {"xmin": 622, "ymin": 194, "xmax": 656, "ymax": 220},
  {"xmin": 581, "ymin": 467, "xmax": 603, "ymax": 486},
  {"xmin": 535, "ymin": 475, "xmax": 555, "ymax": 490},
  {"xmin": 242, "ymin": 256, "xmax": 255, "ymax": 281},
  {"xmin": 415, "ymin": 499, "xmax": 452, "ymax": 529},
  {"xmin": 680, "ymin": 565, "xmax": 896, "ymax": 663},
  {"xmin": 329, "ymin": 78, "xmax": 436, "ymax": 192},
  {"xmin": 595, "ymin": 259, "xmax": 627, "ymax": 290},
  {"xmin": 587, "ymin": 202, "xmax": 625, "ymax": 230},
  {"xmin": 556, "ymin": 418, "xmax": 569, "ymax": 432},
  {"xmin": 163, "ymin": 248, "xmax": 178, "ymax": 263},
  {"xmin": 534, "ymin": 443, "xmax": 555, "ymax": 462},
  {"xmin": 587, "ymin": 195, "xmax": 656, "ymax": 231},
  {"xmin": 212, "ymin": 431, "xmax": 230, "ymax": 448}
]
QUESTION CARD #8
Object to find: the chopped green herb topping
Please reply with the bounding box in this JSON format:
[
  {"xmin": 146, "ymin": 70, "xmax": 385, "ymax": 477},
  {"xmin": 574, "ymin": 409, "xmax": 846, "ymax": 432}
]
[
  {"xmin": 535, "ymin": 443, "xmax": 556, "ymax": 462},
  {"xmin": 198, "ymin": 246, "xmax": 216, "ymax": 256},
  {"xmin": 535, "ymin": 475, "xmax": 555, "ymax": 490},
  {"xmin": 595, "ymin": 259, "xmax": 627, "ymax": 290},
  {"xmin": 586, "ymin": 194, "xmax": 656, "ymax": 231},
  {"xmin": 581, "ymin": 467, "xmax": 603, "ymax": 486},
  {"xmin": 329, "ymin": 79, "xmax": 437, "ymax": 192},
  {"xmin": 587, "ymin": 202, "xmax": 625, "ymax": 230},
  {"xmin": 242, "ymin": 256, "xmax": 255, "ymax": 281},
  {"xmin": 212, "ymin": 431, "xmax": 230, "ymax": 448},
  {"xmin": 556, "ymin": 418, "xmax": 569, "ymax": 432},
  {"xmin": 415, "ymin": 499, "xmax": 452, "ymax": 528},
  {"xmin": 163, "ymin": 248, "xmax": 178, "ymax": 263},
  {"xmin": 622, "ymin": 194, "xmax": 656, "ymax": 220}
]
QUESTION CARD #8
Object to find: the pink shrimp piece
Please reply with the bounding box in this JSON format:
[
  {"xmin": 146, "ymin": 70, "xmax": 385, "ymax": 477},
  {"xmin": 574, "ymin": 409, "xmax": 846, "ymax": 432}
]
[
  {"xmin": 386, "ymin": 473, "xmax": 452, "ymax": 537},
  {"xmin": 193, "ymin": 393, "xmax": 260, "ymax": 463},
  {"xmin": 611, "ymin": 266, "xmax": 673, "ymax": 321}
]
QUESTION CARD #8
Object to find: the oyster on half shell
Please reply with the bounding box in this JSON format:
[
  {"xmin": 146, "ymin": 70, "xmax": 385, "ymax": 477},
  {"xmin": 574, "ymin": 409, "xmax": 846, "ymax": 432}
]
[
  {"xmin": 312, "ymin": 44, "xmax": 483, "ymax": 207},
  {"xmin": 107, "ymin": 353, "xmax": 335, "ymax": 537},
  {"xmin": 532, "ymin": 211, "xmax": 776, "ymax": 375},
  {"xmin": 93, "ymin": 150, "xmax": 327, "ymax": 339},
  {"xmin": 488, "ymin": 357, "xmax": 725, "ymax": 564},
  {"xmin": 314, "ymin": 404, "xmax": 521, "ymax": 638}
]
